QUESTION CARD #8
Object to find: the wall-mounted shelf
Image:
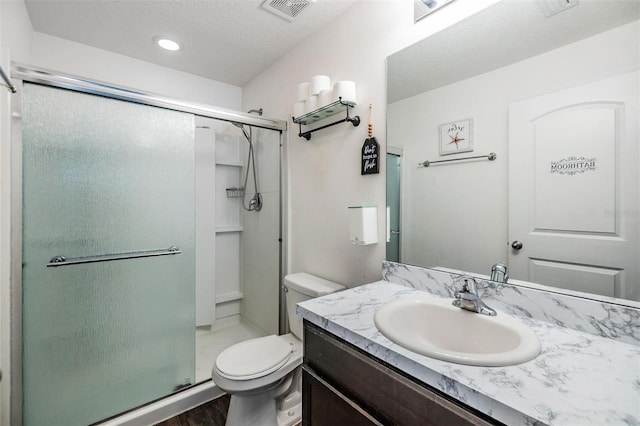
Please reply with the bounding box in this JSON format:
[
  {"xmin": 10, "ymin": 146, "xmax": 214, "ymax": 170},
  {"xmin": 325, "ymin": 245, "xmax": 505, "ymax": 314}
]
[{"xmin": 292, "ymin": 98, "xmax": 360, "ymax": 140}]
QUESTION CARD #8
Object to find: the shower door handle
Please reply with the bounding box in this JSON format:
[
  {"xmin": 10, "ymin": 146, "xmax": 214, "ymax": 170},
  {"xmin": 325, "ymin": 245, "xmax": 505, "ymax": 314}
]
[{"xmin": 47, "ymin": 246, "xmax": 181, "ymax": 267}]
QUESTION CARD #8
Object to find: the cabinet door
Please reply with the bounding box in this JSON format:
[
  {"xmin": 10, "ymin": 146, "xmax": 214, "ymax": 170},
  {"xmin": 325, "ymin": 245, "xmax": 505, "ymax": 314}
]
[
  {"xmin": 302, "ymin": 366, "xmax": 383, "ymax": 426},
  {"xmin": 304, "ymin": 321, "xmax": 499, "ymax": 426}
]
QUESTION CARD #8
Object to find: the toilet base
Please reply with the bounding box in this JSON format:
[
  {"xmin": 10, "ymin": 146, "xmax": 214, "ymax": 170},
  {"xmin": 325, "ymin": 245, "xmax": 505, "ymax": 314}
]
[
  {"xmin": 275, "ymin": 367, "xmax": 301, "ymax": 426},
  {"xmin": 276, "ymin": 390, "xmax": 301, "ymax": 426},
  {"xmin": 226, "ymin": 391, "xmax": 277, "ymax": 426},
  {"xmin": 224, "ymin": 368, "xmax": 301, "ymax": 426}
]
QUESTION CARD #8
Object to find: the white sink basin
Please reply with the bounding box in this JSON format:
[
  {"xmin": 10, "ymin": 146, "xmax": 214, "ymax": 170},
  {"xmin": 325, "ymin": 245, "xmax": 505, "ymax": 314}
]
[{"xmin": 374, "ymin": 295, "xmax": 541, "ymax": 366}]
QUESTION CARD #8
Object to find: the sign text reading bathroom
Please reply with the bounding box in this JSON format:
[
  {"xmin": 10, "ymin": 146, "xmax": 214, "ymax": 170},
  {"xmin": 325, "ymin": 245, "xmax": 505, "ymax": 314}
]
[{"xmin": 550, "ymin": 156, "xmax": 597, "ymax": 176}]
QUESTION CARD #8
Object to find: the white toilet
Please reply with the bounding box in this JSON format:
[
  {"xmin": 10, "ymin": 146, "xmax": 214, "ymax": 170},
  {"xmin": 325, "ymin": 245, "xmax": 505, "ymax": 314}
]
[{"xmin": 212, "ymin": 272, "xmax": 345, "ymax": 426}]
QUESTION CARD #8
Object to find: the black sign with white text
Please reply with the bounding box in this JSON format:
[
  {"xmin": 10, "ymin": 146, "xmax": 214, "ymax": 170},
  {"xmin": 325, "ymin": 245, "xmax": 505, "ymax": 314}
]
[{"xmin": 361, "ymin": 138, "xmax": 379, "ymax": 175}]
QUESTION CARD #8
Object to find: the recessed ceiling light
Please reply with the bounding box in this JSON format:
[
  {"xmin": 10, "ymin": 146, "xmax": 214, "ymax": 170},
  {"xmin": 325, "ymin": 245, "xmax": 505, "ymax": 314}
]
[{"xmin": 155, "ymin": 37, "xmax": 182, "ymax": 51}]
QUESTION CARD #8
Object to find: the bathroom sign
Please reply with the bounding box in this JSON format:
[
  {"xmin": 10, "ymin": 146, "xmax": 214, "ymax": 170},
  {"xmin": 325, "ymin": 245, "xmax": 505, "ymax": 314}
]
[{"xmin": 550, "ymin": 156, "xmax": 597, "ymax": 175}]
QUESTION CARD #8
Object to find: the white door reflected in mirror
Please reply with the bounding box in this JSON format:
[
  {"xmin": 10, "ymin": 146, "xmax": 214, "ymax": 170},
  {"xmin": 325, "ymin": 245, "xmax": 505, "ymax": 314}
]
[{"xmin": 509, "ymin": 73, "xmax": 638, "ymax": 301}]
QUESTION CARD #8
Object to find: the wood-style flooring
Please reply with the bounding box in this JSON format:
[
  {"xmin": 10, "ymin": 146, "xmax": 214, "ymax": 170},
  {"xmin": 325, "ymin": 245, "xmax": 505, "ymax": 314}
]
[{"xmin": 156, "ymin": 394, "xmax": 230, "ymax": 426}]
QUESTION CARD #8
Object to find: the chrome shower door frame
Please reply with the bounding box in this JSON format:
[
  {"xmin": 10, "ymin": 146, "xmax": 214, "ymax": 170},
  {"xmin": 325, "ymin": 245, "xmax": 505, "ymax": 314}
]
[{"xmin": 6, "ymin": 63, "xmax": 288, "ymax": 425}]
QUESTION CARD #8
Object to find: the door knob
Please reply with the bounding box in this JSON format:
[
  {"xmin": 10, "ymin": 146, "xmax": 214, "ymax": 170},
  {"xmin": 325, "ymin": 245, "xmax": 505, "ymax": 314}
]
[{"xmin": 511, "ymin": 241, "xmax": 523, "ymax": 250}]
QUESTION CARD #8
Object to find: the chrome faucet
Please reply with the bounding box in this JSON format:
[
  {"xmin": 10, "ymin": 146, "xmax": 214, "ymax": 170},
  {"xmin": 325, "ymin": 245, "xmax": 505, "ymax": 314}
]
[
  {"xmin": 452, "ymin": 276, "xmax": 497, "ymax": 316},
  {"xmin": 490, "ymin": 262, "xmax": 509, "ymax": 283}
]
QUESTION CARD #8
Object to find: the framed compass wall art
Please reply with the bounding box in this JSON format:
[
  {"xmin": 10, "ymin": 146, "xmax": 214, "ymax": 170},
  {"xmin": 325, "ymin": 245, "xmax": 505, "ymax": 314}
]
[{"xmin": 439, "ymin": 118, "xmax": 473, "ymax": 156}]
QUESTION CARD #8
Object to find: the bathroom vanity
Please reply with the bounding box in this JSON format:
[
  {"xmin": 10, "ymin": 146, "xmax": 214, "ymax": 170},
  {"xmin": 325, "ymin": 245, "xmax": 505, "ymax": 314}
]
[
  {"xmin": 297, "ymin": 263, "xmax": 640, "ymax": 426},
  {"xmin": 302, "ymin": 320, "xmax": 496, "ymax": 425}
]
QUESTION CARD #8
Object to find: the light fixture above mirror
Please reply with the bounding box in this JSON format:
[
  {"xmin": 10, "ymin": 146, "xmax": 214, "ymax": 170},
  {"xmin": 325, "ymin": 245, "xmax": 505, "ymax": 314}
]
[{"xmin": 414, "ymin": 0, "xmax": 456, "ymax": 22}]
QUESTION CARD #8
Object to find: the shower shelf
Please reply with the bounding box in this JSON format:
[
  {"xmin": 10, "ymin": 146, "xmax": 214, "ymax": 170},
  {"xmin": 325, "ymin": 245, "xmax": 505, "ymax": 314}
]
[
  {"xmin": 216, "ymin": 225, "xmax": 243, "ymax": 233},
  {"xmin": 216, "ymin": 291, "xmax": 244, "ymax": 304},
  {"xmin": 292, "ymin": 98, "xmax": 360, "ymax": 140},
  {"xmin": 226, "ymin": 187, "xmax": 245, "ymax": 198},
  {"xmin": 216, "ymin": 160, "xmax": 242, "ymax": 167}
]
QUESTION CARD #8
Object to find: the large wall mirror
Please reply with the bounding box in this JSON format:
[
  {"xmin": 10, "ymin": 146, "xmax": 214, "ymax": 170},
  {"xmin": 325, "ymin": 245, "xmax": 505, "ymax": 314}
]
[{"xmin": 386, "ymin": 0, "xmax": 640, "ymax": 303}]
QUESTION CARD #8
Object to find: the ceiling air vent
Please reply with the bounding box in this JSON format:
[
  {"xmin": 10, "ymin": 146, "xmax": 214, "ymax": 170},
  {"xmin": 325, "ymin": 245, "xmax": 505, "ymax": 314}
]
[
  {"xmin": 537, "ymin": 0, "xmax": 578, "ymax": 17},
  {"xmin": 261, "ymin": 0, "xmax": 315, "ymax": 22}
]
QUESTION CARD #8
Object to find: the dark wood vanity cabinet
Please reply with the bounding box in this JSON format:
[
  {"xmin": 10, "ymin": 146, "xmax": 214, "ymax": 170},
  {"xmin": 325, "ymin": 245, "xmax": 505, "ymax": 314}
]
[{"xmin": 302, "ymin": 320, "xmax": 500, "ymax": 426}]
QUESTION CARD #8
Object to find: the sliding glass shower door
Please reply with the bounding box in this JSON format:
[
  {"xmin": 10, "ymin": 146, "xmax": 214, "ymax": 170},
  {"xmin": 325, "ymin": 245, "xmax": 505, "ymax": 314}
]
[{"xmin": 21, "ymin": 83, "xmax": 196, "ymax": 426}]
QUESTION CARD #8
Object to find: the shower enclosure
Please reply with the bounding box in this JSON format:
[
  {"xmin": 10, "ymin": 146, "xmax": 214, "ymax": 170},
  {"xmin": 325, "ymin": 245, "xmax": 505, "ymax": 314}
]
[{"xmin": 9, "ymin": 65, "xmax": 286, "ymax": 425}]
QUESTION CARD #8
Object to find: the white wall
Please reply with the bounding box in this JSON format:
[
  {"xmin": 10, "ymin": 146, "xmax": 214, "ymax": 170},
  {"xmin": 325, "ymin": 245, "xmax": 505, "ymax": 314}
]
[
  {"xmin": 30, "ymin": 32, "xmax": 242, "ymax": 109},
  {"xmin": 0, "ymin": 0, "xmax": 32, "ymax": 63},
  {"xmin": 0, "ymin": 1, "xmax": 32, "ymax": 423},
  {"xmin": 388, "ymin": 21, "xmax": 639, "ymax": 274},
  {"xmin": 242, "ymin": 0, "xmax": 501, "ymax": 287}
]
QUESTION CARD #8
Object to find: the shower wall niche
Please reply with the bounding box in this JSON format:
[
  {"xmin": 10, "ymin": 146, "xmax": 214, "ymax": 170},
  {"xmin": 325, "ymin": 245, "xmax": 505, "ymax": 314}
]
[
  {"xmin": 214, "ymin": 131, "xmax": 244, "ymax": 321},
  {"xmin": 194, "ymin": 118, "xmax": 245, "ymax": 327}
]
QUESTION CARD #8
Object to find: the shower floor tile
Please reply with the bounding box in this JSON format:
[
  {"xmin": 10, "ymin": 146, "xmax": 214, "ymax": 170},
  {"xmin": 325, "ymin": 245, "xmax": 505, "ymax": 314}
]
[{"xmin": 195, "ymin": 317, "xmax": 266, "ymax": 384}]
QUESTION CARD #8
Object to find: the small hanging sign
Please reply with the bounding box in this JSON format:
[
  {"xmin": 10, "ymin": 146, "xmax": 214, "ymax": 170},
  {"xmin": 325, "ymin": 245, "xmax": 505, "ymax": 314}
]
[{"xmin": 361, "ymin": 104, "xmax": 380, "ymax": 175}]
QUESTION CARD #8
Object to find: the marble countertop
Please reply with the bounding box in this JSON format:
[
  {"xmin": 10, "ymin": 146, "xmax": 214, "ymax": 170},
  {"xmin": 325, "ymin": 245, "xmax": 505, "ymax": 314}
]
[{"xmin": 297, "ymin": 281, "xmax": 640, "ymax": 426}]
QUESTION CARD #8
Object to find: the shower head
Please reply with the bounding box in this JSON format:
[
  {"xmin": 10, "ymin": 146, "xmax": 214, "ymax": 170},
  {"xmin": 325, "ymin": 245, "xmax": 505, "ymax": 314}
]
[
  {"xmin": 231, "ymin": 108, "xmax": 262, "ymax": 129},
  {"xmin": 232, "ymin": 121, "xmax": 252, "ymax": 142}
]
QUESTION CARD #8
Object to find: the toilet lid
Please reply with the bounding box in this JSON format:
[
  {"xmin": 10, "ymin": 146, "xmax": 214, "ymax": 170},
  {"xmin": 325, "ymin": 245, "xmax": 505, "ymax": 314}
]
[{"xmin": 215, "ymin": 335, "xmax": 294, "ymax": 380}]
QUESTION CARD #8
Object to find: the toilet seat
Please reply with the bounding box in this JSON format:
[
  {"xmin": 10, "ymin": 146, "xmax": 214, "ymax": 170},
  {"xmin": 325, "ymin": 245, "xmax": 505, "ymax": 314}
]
[{"xmin": 215, "ymin": 335, "xmax": 294, "ymax": 380}]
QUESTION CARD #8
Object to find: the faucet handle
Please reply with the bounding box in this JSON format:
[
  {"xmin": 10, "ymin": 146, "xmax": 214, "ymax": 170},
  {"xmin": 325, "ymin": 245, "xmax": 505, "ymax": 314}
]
[
  {"xmin": 455, "ymin": 275, "xmax": 478, "ymax": 293},
  {"xmin": 452, "ymin": 275, "xmax": 496, "ymax": 316}
]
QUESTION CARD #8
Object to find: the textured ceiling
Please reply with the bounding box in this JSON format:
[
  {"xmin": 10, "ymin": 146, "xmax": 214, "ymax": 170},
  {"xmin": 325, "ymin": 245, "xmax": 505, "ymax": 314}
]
[{"xmin": 24, "ymin": 0, "xmax": 358, "ymax": 87}]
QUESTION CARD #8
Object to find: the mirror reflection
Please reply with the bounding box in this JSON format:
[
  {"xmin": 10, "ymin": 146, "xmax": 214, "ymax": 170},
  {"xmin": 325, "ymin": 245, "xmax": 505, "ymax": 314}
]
[
  {"xmin": 386, "ymin": 0, "xmax": 640, "ymax": 302},
  {"xmin": 414, "ymin": 0, "xmax": 457, "ymax": 22}
]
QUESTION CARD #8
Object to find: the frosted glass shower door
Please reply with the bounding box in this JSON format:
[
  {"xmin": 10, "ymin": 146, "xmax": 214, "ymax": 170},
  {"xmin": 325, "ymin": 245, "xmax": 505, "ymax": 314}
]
[{"xmin": 21, "ymin": 83, "xmax": 196, "ymax": 426}]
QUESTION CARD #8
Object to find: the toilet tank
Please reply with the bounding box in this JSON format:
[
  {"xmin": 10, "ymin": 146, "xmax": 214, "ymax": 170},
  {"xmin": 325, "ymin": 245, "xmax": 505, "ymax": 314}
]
[{"xmin": 284, "ymin": 272, "xmax": 345, "ymax": 339}]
